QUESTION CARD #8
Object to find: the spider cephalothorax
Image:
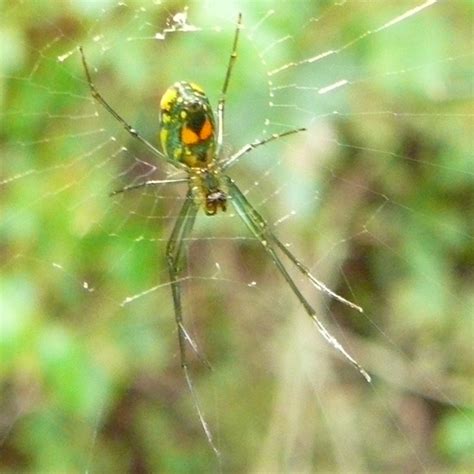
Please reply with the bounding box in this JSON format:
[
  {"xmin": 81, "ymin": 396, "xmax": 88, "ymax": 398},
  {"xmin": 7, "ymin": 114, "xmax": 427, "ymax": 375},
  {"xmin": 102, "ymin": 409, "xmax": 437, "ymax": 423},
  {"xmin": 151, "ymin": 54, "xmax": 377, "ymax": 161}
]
[{"xmin": 188, "ymin": 167, "xmax": 228, "ymax": 215}]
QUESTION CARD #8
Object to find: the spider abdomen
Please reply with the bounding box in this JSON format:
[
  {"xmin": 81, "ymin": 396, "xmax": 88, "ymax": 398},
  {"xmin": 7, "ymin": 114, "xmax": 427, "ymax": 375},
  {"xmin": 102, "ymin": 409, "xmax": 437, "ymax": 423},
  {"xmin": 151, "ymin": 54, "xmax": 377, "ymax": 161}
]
[{"xmin": 159, "ymin": 81, "xmax": 217, "ymax": 168}]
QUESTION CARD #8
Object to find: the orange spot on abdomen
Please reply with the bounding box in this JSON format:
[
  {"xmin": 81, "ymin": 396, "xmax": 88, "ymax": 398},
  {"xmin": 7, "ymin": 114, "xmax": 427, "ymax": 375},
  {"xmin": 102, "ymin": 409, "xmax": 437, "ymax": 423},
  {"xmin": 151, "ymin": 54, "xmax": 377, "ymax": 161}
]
[
  {"xmin": 181, "ymin": 126, "xmax": 199, "ymax": 145},
  {"xmin": 199, "ymin": 118, "xmax": 213, "ymax": 140},
  {"xmin": 181, "ymin": 118, "xmax": 214, "ymax": 145}
]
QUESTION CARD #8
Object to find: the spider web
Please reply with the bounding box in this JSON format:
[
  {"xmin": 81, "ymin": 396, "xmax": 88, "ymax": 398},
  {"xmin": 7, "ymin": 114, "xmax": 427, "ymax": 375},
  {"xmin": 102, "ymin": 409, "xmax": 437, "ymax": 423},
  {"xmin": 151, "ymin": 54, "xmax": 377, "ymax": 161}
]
[{"xmin": 1, "ymin": 0, "xmax": 472, "ymax": 471}]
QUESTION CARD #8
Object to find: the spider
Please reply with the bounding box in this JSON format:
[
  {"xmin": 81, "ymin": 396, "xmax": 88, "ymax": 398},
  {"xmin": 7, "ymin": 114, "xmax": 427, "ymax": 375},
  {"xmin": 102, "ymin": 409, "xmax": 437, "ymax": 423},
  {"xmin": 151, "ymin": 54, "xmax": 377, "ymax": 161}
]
[{"xmin": 79, "ymin": 12, "xmax": 370, "ymax": 456}]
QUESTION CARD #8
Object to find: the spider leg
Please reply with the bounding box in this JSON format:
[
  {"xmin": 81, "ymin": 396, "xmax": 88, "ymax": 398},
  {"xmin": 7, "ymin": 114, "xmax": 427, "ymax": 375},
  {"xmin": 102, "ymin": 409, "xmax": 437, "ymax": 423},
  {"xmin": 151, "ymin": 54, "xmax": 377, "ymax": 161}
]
[
  {"xmin": 272, "ymin": 236, "xmax": 364, "ymax": 313},
  {"xmin": 225, "ymin": 176, "xmax": 371, "ymax": 382},
  {"xmin": 223, "ymin": 170, "xmax": 361, "ymax": 311},
  {"xmin": 110, "ymin": 178, "xmax": 188, "ymax": 196},
  {"xmin": 166, "ymin": 193, "xmax": 220, "ymax": 457},
  {"xmin": 78, "ymin": 46, "xmax": 187, "ymax": 171},
  {"xmin": 220, "ymin": 127, "xmax": 306, "ymax": 170},
  {"xmin": 216, "ymin": 13, "xmax": 242, "ymax": 156}
]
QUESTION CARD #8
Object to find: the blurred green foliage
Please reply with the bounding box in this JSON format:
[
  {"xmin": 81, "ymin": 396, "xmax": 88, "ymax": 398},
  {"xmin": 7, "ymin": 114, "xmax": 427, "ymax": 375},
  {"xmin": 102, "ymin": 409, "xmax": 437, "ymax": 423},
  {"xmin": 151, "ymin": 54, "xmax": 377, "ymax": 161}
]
[{"xmin": 1, "ymin": 0, "xmax": 473, "ymax": 472}]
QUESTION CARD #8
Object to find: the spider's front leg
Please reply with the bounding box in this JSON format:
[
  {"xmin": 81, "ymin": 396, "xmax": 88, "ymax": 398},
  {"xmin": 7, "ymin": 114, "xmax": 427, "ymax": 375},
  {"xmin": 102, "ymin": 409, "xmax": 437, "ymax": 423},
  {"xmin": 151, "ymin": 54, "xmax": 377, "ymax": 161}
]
[
  {"xmin": 165, "ymin": 193, "xmax": 220, "ymax": 457},
  {"xmin": 166, "ymin": 193, "xmax": 197, "ymax": 369},
  {"xmin": 224, "ymin": 175, "xmax": 370, "ymax": 382}
]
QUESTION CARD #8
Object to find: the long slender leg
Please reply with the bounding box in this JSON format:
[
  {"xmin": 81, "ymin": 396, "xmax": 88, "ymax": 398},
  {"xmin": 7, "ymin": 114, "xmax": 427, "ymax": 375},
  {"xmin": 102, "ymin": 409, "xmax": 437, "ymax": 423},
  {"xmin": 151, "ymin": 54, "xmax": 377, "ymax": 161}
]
[
  {"xmin": 224, "ymin": 174, "xmax": 361, "ymax": 311},
  {"xmin": 166, "ymin": 193, "xmax": 220, "ymax": 457},
  {"xmin": 216, "ymin": 13, "xmax": 242, "ymax": 156},
  {"xmin": 220, "ymin": 127, "xmax": 306, "ymax": 171},
  {"xmin": 110, "ymin": 178, "xmax": 188, "ymax": 196},
  {"xmin": 79, "ymin": 46, "xmax": 187, "ymax": 171},
  {"xmin": 225, "ymin": 176, "xmax": 371, "ymax": 382},
  {"xmin": 272, "ymin": 236, "xmax": 363, "ymax": 313}
]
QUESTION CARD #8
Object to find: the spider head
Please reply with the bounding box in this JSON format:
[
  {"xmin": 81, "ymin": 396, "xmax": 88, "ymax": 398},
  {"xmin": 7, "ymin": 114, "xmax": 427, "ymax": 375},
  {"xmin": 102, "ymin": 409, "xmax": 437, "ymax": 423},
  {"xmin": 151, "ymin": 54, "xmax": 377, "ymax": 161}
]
[
  {"xmin": 205, "ymin": 190, "xmax": 227, "ymax": 215},
  {"xmin": 190, "ymin": 169, "xmax": 227, "ymax": 216},
  {"xmin": 160, "ymin": 81, "xmax": 216, "ymax": 168}
]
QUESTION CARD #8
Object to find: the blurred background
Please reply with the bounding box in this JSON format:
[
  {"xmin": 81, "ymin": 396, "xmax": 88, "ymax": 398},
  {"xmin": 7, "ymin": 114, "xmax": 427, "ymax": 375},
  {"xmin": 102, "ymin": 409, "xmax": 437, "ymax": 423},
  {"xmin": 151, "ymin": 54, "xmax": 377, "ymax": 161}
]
[{"xmin": 1, "ymin": 0, "xmax": 472, "ymax": 472}]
